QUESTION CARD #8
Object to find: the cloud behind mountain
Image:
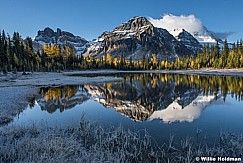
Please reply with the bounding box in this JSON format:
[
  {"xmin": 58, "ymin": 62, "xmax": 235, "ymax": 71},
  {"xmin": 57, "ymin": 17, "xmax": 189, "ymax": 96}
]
[{"xmin": 149, "ymin": 14, "xmax": 233, "ymax": 42}]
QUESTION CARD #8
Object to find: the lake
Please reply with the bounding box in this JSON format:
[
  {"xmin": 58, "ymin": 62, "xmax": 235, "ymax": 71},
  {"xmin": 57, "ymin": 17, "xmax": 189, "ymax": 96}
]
[{"xmin": 11, "ymin": 73, "xmax": 243, "ymax": 146}]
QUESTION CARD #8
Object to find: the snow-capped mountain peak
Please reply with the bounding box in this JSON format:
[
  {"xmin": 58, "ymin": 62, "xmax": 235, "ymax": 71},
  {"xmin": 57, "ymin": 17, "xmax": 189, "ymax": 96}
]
[
  {"xmin": 83, "ymin": 16, "xmax": 201, "ymax": 60},
  {"xmin": 167, "ymin": 26, "xmax": 219, "ymax": 44},
  {"xmin": 169, "ymin": 28, "xmax": 202, "ymax": 50},
  {"xmin": 192, "ymin": 26, "xmax": 220, "ymax": 43},
  {"xmin": 149, "ymin": 14, "xmax": 222, "ymax": 44}
]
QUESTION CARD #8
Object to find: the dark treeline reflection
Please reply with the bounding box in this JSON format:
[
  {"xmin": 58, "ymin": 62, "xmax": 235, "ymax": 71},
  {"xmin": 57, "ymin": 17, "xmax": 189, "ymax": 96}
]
[
  {"xmin": 37, "ymin": 85, "xmax": 88, "ymax": 113},
  {"xmin": 169, "ymin": 74, "xmax": 243, "ymax": 101},
  {"xmin": 120, "ymin": 73, "xmax": 243, "ymax": 101}
]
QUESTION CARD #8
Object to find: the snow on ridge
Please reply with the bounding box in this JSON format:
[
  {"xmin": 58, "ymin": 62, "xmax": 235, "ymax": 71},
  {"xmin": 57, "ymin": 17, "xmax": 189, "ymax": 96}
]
[
  {"xmin": 195, "ymin": 35, "xmax": 216, "ymax": 43},
  {"xmin": 169, "ymin": 28, "xmax": 184, "ymax": 38},
  {"xmin": 168, "ymin": 28, "xmax": 216, "ymax": 43},
  {"xmin": 149, "ymin": 14, "xmax": 218, "ymax": 43}
]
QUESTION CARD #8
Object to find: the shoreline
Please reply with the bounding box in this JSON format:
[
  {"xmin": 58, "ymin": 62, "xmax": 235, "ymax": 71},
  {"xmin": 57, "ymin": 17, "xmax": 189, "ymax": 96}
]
[
  {"xmin": 160, "ymin": 68, "xmax": 243, "ymax": 76},
  {"xmin": 62, "ymin": 68, "xmax": 243, "ymax": 77},
  {"xmin": 0, "ymin": 71, "xmax": 122, "ymax": 125},
  {"xmin": 0, "ymin": 68, "xmax": 243, "ymax": 125}
]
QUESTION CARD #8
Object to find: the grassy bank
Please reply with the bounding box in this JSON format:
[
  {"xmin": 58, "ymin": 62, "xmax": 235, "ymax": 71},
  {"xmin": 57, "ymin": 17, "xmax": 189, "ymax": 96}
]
[{"xmin": 0, "ymin": 115, "xmax": 242, "ymax": 162}]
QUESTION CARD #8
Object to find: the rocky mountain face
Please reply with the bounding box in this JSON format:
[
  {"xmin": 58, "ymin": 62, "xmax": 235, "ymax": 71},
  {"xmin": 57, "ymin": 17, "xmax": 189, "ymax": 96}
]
[
  {"xmin": 84, "ymin": 16, "xmax": 201, "ymax": 60},
  {"xmin": 33, "ymin": 27, "xmax": 88, "ymax": 55},
  {"xmin": 33, "ymin": 16, "xmax": 206, "ymax": 59}
]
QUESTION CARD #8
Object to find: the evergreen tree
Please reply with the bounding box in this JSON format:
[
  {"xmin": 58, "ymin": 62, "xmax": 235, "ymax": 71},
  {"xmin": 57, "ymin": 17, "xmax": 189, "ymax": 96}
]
[
  {"xmin": 129, "ymin": 56, "xmax": 133, "ymax": 69},
  {"xmin": 1, "ymin": 30, "xmax": 7, "ymax": 69},
  {"xmin": 220, "ymin": 40, "xmax": 229, "ymax": 68},
  {"xmin": 0, "ymin": 31, "xmax": 3, "ymax": 69},
  {"xmin": 141, "ymin": 55, "xmax": 146, "ymax": 69},
  {"xmin": 119, "ymin": 54, "xmax": 125, "ymax": 69}
]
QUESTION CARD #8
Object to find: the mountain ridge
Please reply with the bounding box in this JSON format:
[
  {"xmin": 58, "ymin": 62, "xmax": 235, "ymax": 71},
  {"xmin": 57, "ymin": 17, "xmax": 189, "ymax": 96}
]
[
  {"xmin": 33, "ymin": 16, "xmax": 204, "ymax": 59},
  {"xmin": 83, "ymin": 16, "xmax": 201, "ymax": 60},
  {"xmin": 33, "ymin": 27, "xmax": 88, "ymax": 55}
]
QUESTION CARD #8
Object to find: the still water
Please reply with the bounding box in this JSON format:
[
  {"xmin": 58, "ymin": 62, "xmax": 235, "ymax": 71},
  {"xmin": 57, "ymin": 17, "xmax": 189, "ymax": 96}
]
[{"xmin": 12, "ymin": 73, "xmax": 243, "ymax": 145}]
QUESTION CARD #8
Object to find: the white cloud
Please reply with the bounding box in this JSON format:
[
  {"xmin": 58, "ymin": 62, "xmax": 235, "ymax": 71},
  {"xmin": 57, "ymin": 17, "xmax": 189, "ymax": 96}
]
[
  {"xmin": 148, "ymin": 14, "xmax": 204, "ymax": 35},
  {"xmin": 149, "ymin": 14, "xmax": 233, "ymax": 42}
]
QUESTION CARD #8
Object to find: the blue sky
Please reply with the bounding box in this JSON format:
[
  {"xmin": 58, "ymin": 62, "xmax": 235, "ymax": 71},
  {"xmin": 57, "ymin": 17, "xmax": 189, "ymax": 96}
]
[{"xmin": 0, "ymin": 0, "xmax": 242, "ymax": 42}]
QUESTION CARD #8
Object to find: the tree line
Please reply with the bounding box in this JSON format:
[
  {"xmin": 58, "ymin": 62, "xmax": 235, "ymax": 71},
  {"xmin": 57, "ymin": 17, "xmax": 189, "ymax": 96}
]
[
  {"xmin": 0, "ymin": 30, "xmax": 85, "ymax": 73},
  {"xmin": 1, "ymin": 30, "xmax": 243, "ymax": 73}
]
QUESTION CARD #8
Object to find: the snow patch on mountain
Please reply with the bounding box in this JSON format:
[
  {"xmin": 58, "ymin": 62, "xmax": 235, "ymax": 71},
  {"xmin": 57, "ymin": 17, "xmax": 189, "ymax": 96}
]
[
  {"xmin": 149, "ymin": 14, "xmax": 221, "ymax": 43},
  {"xmin": 84, "ymin": 16, "xmax": 199, "ymax": 60},
  {"xmin": 169, "ymin": 28, "xmax": 185, "ymax": 39},
  {"xmin": 169, "ymin": 28, "xmax": 202, "ymax": 51}
]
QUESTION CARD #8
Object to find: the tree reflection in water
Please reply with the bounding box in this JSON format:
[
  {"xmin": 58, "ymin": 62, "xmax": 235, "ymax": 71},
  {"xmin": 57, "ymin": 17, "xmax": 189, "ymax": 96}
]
[
  {"xmin": 84, "ymin": 73, "xmax": 243, "ymax": 122},
  {"xmin": 34, "ymin": 73, "xmax": 243, "ymax": 122},
  {"xmin": 38, "ymin": 85, "xmax": 88, "ymax": 113}
]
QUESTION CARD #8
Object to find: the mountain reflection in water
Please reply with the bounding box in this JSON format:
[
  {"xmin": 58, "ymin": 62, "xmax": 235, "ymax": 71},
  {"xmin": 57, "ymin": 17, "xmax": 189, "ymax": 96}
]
[
  {"xmin": 38, "ymin": 85, "xmax": 89, "ymax": 113},
  {"xmin": 35, "ymin": 73, "xmax": 243, "ymax": 123},
  {"xmin": 149, "ymin": 95, "xmax": 217, "ymax": 123}
]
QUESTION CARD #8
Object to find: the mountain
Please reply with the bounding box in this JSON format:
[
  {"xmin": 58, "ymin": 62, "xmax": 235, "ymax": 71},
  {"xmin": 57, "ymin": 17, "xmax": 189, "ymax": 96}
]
[
  {"xmin": 169, "ymin": 27, "xmax": 221, "ymax": 44},
  {"xmin": 149, "ymin": 15, "xmax": 222, "ymax": 44},
  {"xmin": 169, "ymin": 28, "xmax": 202, "ymax": 51},
  {"xmin": 84, "ymin": 16, "xmax": 201, "ymax": 60},
  {"xmin": 193, "ymin": 25, "xmax": 222, "ymax": 43},
  {"xmin": 33, "ymin": 27, "xmax": 88, "ymax": 55}
]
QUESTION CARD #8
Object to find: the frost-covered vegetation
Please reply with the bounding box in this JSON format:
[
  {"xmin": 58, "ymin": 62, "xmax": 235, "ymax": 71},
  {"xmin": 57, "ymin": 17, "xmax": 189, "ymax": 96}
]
[{"xmin": 0, "ymin": 115, "xmax": 243, "ymax": 162}]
